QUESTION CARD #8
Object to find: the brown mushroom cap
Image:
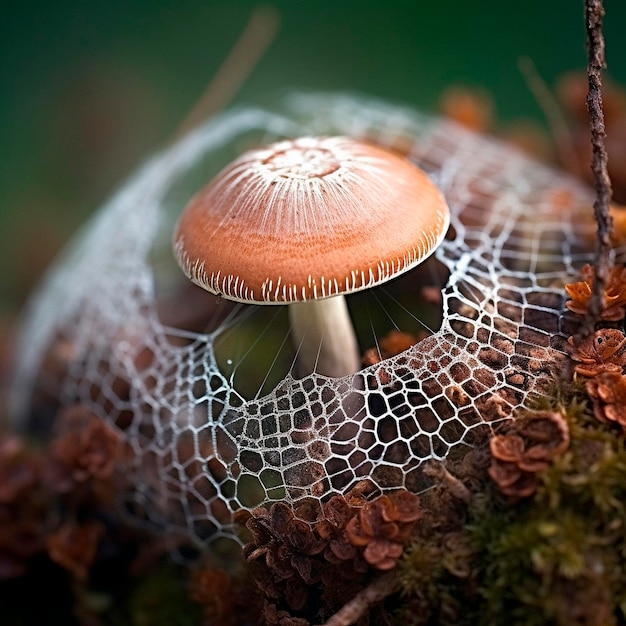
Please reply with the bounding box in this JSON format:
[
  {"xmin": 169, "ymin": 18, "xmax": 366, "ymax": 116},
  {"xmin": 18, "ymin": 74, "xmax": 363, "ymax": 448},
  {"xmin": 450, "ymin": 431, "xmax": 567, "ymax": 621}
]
[{"xmin": 173, "ymin": 136, "xmax": 450, "ymax": 303}]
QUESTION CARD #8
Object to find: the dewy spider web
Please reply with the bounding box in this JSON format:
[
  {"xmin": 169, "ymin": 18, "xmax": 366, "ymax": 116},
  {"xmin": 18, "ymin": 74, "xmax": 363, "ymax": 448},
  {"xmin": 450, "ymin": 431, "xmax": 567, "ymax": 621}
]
[{"xmin": 10, "ymin": 92, "xmax": 622, "ymax": 547}]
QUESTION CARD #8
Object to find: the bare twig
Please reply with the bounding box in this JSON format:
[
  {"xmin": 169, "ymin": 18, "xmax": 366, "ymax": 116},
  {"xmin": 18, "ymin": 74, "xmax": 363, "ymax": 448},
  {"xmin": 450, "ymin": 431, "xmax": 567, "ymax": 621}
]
[
  {"xmin": 322, "ymin": 573, "xmax": 399, "ymax": 626},
  {"xmin": 424, "ymin": 461, "xmax": 472, "ymax": 504},
  {"xmin": 584, "ymin": 0, "xmax": 614, "ymax": 334},
  {"xmin": 517, "ymin": 56, "xmax": 582, "ymax": 176},
  {"xmin": 173, "ymin": 5, "xmax": 280, "ymax": 140}
]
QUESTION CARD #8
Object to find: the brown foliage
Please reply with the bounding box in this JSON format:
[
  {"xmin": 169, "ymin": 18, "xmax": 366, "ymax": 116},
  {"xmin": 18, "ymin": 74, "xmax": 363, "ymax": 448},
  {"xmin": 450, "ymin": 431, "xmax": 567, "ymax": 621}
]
[
  {"xmin": 190, "ymin": 567, "xmax": 241, "ymax": 626},
  {"xmin": 0, "ymin": 435, "xmax": 51, "ymax": 579},
  {"xmin": 565, "ymin": 264, "xmax": 626, "ymax": 322},
  {"xmin": 586, "ymin": 371, "xmax": 626, "ymax": 430},
  {"xmin": 47, "ymin": 519, "xmax": 105, "ymax": 582},
  {"xmin": 47, "ymin": 404, "xmax": 127, "ymax": 505},
  {"xmin": 567, "ymin": 328, "xmax": 626, "ymax": 377},
  {"xmin": 240, "ymin": 483, "xmax": 421, "ymax": 622},
  {"xmin": 488, "ymin": 410, "xmax": 570, "ymax": 499}
]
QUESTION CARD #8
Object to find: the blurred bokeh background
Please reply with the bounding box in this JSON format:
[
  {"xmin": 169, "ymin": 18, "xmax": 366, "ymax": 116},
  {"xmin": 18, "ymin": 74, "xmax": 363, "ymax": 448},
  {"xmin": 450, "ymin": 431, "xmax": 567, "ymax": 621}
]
[{"xmin": 2, "ymin": 0, "xmax": 626, "ymax": 318}]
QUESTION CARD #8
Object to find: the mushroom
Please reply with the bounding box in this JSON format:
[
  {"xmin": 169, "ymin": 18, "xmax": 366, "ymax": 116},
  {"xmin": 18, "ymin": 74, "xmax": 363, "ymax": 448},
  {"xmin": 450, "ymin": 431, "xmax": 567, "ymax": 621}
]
[{"xmin": 173, "ymin": 136, "xmax": 449, "ymax": 378}]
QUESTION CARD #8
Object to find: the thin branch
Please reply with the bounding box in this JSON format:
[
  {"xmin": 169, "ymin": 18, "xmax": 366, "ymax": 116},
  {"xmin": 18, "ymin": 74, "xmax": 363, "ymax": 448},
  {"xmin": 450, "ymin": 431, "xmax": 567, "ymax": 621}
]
[
  {"xmin": 517, "ymin": 56, "xmax": 582, "ymax": 176},
  {"xmin": 584, "ymin": 0, "xmax": 614, "ymax": 333},
  {"xmin": 322, "ymin": 573, "xmax": 399, "ymax": 626},
  {"xmin": 173, "ymin": 5, "xmax": 280, "ymax": 140}
]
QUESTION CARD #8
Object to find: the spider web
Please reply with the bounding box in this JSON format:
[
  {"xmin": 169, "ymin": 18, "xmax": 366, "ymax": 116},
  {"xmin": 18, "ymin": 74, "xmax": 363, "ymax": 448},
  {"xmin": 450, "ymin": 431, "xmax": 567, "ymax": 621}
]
[{"xmin": 10, "ymin": 92, "xmax": 619, "ymax": 546}]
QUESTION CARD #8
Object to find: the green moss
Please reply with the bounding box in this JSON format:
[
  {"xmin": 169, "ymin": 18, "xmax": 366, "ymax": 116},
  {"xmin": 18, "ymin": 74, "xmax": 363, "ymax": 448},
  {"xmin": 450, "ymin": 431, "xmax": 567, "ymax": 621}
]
[
  {"xmin": 395, "ymin": 381, "xmax": 626, "ymax": 625},
  {"xmin": 473, "ymin": 388, "xmax": 626, "ymax": 625}
]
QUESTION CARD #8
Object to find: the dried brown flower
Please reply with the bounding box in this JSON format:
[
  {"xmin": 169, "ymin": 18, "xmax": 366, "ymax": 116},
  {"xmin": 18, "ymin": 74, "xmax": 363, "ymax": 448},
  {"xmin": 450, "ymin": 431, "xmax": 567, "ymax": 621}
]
[
  {"xmin": 190, "ymin": 567, "xmax": 238, "ymax": 626},
  {"xmin": 488, "ymin": 410, "xmax": 570, "ymax": 499},
  {"xmin": 379, "ymin": 330, "xmax": 420, "ymax": 357},
  {"xmin": 565, "ymin": 263, "xmax": 626, "ymax": 321},
  {"xmin": 438, "ymin": 86, "xmax": 494, "ymax": 132},
  {"xmin": 263, "ymin": 601, "xmax": 310, "ymax": 626},
  {"xmin": 0, "ymin": 435, "xmax": 40, "ymax": 503},
  {"xmin": 343, "ymin": 479, "xmax": 378, "ymax": 507},
  {"xmin": 243, "ymin": 502, "xmax": 327, "ymax": 611},
  {"xmin": 586, "ymin": 371, "xmax": 626, "ymax": 430},
  {"xmin": 47, "ymin": 519, "xmax": 105, "ymax": 582},
  {"xmin": 48, "ymin": 404, "xmax": 126, "ymax": 504},
  {"xmin": 488, "ymin": 434, "xmax": 525, "ymax": 464},
  {"xmin": 362, "ymin": 330, "xmax": 422, "ymax": 387},
  {"xmin": 240, "ymin": 484, "xmax": 420, "ymax": 621},
  {"xmin": 345, "ymin": 491, "xmax": 421, "ymax": 570},
  {"xmin": 52, "ymin": 405, "xmax": 123, "ymax": 481},
  {"xmin": 0, "ymin": 434, "xmax": 51, "ymax": 579},
  {"xmin": 490, "ymin": 460, "xmax": 540, "ymax": 498},
  {"xmin": 567, "ymin": 329, "xmax": 626, "ymax": 377},
  {"xmin": 317, "ymin": 495, "xmax": 352, "ymax": 537}
]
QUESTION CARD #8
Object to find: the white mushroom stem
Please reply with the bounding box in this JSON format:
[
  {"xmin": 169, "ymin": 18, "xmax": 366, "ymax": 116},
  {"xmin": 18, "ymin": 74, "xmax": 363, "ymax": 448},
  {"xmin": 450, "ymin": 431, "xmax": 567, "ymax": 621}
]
[{"xmin": 288, "ymin": 296, "xmax": 361, "ymax": 378}]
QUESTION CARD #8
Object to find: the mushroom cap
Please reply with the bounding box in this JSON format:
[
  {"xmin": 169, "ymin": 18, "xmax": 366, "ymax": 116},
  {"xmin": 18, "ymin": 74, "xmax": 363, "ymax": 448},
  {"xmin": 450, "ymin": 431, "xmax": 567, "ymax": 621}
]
[{"xmin": 173, "ymin": 136, "xmax": 450, "ymax": 303}]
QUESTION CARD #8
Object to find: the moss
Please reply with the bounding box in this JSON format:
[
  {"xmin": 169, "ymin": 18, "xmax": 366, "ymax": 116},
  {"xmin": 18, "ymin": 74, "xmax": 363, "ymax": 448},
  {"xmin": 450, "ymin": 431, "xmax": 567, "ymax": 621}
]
[
  {"xmin": 396, "ymin": 538, "xmax": 476, "ymax": 625},
  {"xmin": 393, "ymin": 379, "xmax": 626, "ymax": 626},
  {"xmin": 471, "ymin": 385, "xmax": 626, "ymax": 626}
]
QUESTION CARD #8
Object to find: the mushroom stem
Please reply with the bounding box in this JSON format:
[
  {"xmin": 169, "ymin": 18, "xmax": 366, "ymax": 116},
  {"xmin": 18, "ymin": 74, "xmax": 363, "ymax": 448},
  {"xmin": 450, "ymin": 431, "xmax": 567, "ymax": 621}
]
[{"xmin": 288, "ymin": 296, "xmax": 360, "ymax": 377}]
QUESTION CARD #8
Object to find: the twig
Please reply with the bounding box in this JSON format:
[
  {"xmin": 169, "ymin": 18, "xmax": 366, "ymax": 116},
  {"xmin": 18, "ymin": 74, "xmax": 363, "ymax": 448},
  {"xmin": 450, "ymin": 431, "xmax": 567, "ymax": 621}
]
[
  {"xmin": 424, "ymin": 461, "xmax": 472, "ymax": 504},
  {"xmin": 517, "ymin": 56, "xmax": 582, "ymax": 176},
  {"xmin": 173, "ymin": 5, "xmax": 280, "ymax": 140},
  {"xmin": 322, "ymin": 573, "xmax": 399, "ymax": 626},
  {"xmin": 584, "ymin": 0, "xmax": 614, "ymax": 334}
]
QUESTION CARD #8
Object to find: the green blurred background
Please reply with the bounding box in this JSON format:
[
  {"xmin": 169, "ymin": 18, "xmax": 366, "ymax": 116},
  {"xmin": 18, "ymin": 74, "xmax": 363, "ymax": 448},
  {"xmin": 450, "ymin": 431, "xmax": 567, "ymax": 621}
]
[{"xmin": 2, "ymin": 0, "xmax": 626, "ymax": 316}]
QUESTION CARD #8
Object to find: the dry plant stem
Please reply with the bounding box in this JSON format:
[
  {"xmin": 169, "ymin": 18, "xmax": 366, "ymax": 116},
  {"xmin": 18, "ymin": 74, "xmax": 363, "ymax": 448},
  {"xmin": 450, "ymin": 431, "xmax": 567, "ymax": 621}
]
[
  {"xmin": 584, "ymin": 0, "xmax": 614, "ymax": 334},
  {"xmin": 517, "ymin": 56, "xmax": 582, "ymax": 176},
  {"xmin": 322, "ymin": 572, "xmax": 399, "ymax": 626},
  {"xmin": 173, "ymin": 5, "xmax": 280, "ymax": 140},
  {"xmin": 424, "ymin": 461, "xmax": 472, "ymax": 504}
]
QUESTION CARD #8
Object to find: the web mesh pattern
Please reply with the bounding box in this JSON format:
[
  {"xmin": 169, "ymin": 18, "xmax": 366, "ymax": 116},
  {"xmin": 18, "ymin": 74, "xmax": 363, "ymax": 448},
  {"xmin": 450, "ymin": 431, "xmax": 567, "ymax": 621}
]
[{"xmin": 11, "ymin": 93, "xmax": 620, "ymax": 546}]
